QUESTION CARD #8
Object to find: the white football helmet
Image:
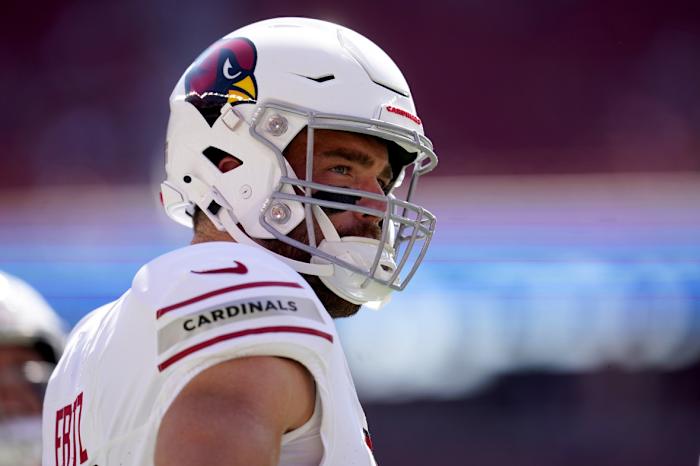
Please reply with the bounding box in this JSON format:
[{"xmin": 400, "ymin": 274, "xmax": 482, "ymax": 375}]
[
  {"xmin": 0, "ymin": 272, "xmax": 65, "ymax": 365},
  {"xmin": 162, "ymin": 17, "xmax": 437, "ymax": 306},
  {"xmin": 0, "ymin": 272, "xmax": 66, "ymax": 466}
]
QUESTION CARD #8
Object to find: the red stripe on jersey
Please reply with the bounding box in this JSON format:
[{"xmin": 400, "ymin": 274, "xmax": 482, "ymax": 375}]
[
  {"xmin": 157, "ymin": 325, "xmax": 334, "ymax": 371},
  {"xmin": 156, "ymin": 281, "xmax": 304, "ymax": 319}
]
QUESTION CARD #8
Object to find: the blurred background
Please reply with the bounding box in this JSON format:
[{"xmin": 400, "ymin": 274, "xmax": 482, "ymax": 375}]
[{"xmin": 2, "ymin": 0, "xmax": 699, "ymax": 464}]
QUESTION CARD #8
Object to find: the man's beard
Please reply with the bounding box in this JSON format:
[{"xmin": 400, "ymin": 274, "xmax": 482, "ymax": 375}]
[{"xmin": 255, "ymin": 216, "xmax": 382, "ymax": 319}]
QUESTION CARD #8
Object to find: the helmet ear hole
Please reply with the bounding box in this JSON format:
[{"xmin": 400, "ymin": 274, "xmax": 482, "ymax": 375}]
[
  {"xmin": 202, "ymin": 146, "xmax": 242, "ymax": 172},
  {"xmin": 218, "ymin": 157, "xmax": 242, "ymax": 173}
]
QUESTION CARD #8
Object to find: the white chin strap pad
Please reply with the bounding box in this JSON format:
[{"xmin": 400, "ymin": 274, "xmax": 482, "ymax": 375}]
[{"xmin": 310, "ymin": 236, "xmax": 397, "ymax": 306}]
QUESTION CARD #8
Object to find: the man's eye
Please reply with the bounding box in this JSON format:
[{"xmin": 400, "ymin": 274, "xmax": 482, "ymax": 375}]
[{"xmin": 330, "ymin": 166, "xmax": 350, "ymax": 175}]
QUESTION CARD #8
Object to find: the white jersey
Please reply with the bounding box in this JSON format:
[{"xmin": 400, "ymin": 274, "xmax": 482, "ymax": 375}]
[{"xmin": 42, "ymin": 242, "xmax": 377, "ymax": 466}]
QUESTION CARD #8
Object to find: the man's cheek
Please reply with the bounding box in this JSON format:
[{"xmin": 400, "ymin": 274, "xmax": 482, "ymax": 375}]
[{"xmin": 327, "ymin": 211, "xmax": 355, "ymax": 232}]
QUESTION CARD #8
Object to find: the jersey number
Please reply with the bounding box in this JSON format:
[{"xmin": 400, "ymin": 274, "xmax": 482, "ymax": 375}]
[{"xmin": 55, "ymin": 391, "xmax": 89, "ymax": 466}]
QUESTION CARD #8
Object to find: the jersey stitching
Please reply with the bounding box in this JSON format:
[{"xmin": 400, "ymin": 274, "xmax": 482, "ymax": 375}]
[
  {"xmin": 156, "ymin": 281, "xmax": 304, "ymax": 318},
  {"xmin": 157, "ymin": 325, "xmax": 334, "ymax": 371}
]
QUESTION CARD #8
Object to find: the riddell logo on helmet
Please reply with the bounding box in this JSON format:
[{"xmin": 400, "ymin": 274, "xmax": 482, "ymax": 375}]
[
  {"xmin": 386, "ymin": 106, "xmax": 422, "ymax": 126},
  {"xmin": 184, "ymin": 37, "xmax": 259, "ymax": 127}
]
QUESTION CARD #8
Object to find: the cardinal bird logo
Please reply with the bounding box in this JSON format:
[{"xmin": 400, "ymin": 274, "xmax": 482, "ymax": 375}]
[{"xmin": 184, "ymin": 37, "xmax": 258, "ymax": 127}]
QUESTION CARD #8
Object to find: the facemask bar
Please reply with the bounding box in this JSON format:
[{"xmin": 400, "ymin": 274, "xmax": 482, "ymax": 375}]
[{"xmin": 248, "ymin": 101, "xmax": 437, "ymax": 291}]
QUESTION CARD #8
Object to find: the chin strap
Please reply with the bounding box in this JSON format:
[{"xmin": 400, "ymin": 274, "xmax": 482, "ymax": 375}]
[{"xmin": 312, "ymin": 205, "xmax": 340, "ymax": 242}]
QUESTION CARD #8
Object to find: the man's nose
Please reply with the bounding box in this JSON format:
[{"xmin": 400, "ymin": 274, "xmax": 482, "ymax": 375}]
[{"xmin": 353, "ymin": 180, "xmax": 387, "ymax": 224}]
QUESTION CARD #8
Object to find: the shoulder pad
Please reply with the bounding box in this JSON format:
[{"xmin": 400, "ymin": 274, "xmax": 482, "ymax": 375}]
[
  {"xmin": 133, "ymin": 242, "xmax": 312, "ymax": 309},
  {"xmin": 131, "ymin": 242, "xmax": 334, "ymax": 373}
]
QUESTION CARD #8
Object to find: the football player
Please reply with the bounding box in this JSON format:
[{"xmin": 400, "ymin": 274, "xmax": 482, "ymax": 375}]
[
  {"xmin": 42, "ymin": 17, "xmax": 437, "ymax": 466},
  {"xmin": 0, "ymin": 272, "xmax": 65, "ymax": 466}
]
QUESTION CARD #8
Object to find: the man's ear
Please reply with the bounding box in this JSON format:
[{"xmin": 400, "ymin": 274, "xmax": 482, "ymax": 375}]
[
  {"xmin": 202, "ymin": 147, "xmax": 243, "ymax": 173},
  {"xmin": 219, "ymin": 156, "xmax": 242, "ymax": 173}
]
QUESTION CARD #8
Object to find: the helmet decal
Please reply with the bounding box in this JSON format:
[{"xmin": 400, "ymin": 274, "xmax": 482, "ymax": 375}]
[{"xmin": 184, "ymin": 37, "xmax": 258, "ymax": 127}]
